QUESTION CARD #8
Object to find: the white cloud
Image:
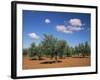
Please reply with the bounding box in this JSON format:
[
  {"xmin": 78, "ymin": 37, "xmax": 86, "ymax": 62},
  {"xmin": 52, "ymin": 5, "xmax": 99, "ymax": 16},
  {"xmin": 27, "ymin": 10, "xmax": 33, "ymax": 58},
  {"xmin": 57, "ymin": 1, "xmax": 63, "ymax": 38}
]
[
  {"xmin": 67, "ymin": 26, "xmax": 84, "ymax": 31},
  {"xmin": 69, "ymin": 18, "xmax": 83, "ymax": 27},
  {"xmin": 28, "ymin": 32, "xmax": 39, "ymax": 39},
  {"xmin": 56, "ymin": 25, "xmax": 66, "ymax": 32},
  {"xmin": 45, "ymin": 18, "xmax": 51, "ymax": 24},
  {"xmin": 56, "ymin": 25, "xmax": 84, "ymax": 34},
  {"xmin": 56, "ymin": 25, "xmax": 72, "ymax": 34}
]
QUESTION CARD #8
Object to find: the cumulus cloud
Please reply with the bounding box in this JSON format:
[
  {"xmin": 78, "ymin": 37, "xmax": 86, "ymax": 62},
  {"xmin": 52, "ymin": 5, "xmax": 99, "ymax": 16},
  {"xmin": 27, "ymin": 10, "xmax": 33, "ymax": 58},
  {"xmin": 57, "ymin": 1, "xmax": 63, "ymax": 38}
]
[
  {"xmin": 45, "ymin": 18, "xmax": 51, "ymax": 24},
  {"xmin": 67, "ymin": 26, "xmax": 84, "ymax": 31},
  {"xmin": 56, "ymin": 25, "xmax": 84, "ymax": 34},
  {"xmin": 56, "ymin": 25, "xmax": 72, "ymax": 34},
  {"xmin": 28, "ymin": 32, "xmax": 39, "ymax": 39},
  {"xmin": 56, "ymin": 18, "xmax": 84, "ymax": 34},
  {"xmin": 69, "ymin": 18, "xmax": 83, "ymax": 27}
]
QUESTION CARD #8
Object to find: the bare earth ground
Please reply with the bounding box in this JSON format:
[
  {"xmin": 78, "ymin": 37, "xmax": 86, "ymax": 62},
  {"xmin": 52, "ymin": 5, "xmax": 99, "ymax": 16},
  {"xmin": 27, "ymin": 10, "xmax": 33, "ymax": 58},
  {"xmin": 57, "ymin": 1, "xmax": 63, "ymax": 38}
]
[{"xmin": 23, "ymin": 56, "xmax": 90, "ymax": 69}]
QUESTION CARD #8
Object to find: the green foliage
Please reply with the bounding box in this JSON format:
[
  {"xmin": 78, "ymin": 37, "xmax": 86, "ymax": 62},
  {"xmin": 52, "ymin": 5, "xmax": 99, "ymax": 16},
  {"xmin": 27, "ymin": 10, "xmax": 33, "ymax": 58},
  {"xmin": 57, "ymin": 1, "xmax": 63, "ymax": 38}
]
[
  {"xmin": 74, "ymin": 41, "xmax": 90, "ymax": 57},
  {"xmin": 29, "ymin": 42, "xmax": 44, "ymax": 60},
  {"xmin": 41, "ymin": 34, "xmax": 57, "ymax": 59},
  {"xmin": 23, "ymin": 48, "xmax": 28, "ymax": 56},
  {"xmin": 29, "ymin": 42, "xmax": 36, "ymax": 57},
  {"xmin": 25, "ymin": 34, "xmax": 91, "ymax": 60},
  {"xmin": 56, "ymin": 40, "xmax": 66, "ymax": 58},
  {"xmin": 64, "ymin": 46, "xmax": 70, "ymax": 57}
]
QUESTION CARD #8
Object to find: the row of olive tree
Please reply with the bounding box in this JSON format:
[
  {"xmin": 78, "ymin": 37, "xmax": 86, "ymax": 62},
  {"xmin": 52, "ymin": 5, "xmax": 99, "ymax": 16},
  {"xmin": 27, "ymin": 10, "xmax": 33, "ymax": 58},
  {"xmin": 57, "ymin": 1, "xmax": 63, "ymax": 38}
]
[
  {"xmin": 74, "ymin": 42, "xmax": 90, "ymax": 57},
  {"xmin": 23, "ymin": 34, "xmax": 90, "ymax": 61}
]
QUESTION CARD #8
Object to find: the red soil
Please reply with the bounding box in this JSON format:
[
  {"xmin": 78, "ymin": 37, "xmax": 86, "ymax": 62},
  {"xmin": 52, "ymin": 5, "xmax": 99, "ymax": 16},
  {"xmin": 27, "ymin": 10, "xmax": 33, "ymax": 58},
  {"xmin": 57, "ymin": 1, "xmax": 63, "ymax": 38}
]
[{"xmin": 23, "ymin": 56, "xmax": 90, "ymax": 69}]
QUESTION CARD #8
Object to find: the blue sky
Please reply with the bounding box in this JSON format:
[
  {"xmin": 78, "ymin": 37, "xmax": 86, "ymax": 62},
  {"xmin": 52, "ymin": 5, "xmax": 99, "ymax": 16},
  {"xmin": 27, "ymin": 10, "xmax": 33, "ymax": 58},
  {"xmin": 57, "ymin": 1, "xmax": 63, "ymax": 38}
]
[{"xmin": 23, "ymin": 10, "xmax": 91, "ymax": 48}]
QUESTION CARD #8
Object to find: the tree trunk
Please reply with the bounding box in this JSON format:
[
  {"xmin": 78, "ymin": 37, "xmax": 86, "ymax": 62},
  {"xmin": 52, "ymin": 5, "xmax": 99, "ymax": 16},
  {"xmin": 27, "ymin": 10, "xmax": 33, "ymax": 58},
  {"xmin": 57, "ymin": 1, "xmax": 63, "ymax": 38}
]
[{"xmin": 55, "ymin": 52, "xmax": 58, "ymax": 62}]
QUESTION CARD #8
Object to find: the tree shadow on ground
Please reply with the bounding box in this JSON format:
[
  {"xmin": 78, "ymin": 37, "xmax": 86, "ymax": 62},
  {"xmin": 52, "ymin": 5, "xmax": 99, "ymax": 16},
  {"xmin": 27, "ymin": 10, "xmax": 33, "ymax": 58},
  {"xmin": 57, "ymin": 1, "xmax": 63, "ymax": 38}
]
[
  {"xmin": 29, "ymin": 58, "xmax": 45, "ymax": 60},
  {"xmin": 72, "ymin": 56, "xmax": 90, "ymax": 58},
  {"xmin": 40, "ymin": 60, "xmax": 62, "ymax": 64}
]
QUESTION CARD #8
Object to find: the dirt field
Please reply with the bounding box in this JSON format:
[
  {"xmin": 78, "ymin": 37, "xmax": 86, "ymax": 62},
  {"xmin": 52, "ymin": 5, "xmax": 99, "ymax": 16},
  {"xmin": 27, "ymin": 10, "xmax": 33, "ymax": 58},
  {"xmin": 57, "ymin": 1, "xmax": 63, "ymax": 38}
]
[{"xmin": 23, "ymin": 56, "xmax": 90, "ymax": 69}]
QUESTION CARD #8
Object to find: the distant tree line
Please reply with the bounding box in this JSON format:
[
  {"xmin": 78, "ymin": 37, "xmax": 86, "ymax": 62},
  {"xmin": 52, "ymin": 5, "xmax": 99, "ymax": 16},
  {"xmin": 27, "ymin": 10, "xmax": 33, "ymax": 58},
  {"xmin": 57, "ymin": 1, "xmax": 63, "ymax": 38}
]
[{"xmin": 23, "ymin": 34, "xmax": 90, "ymax": 61}]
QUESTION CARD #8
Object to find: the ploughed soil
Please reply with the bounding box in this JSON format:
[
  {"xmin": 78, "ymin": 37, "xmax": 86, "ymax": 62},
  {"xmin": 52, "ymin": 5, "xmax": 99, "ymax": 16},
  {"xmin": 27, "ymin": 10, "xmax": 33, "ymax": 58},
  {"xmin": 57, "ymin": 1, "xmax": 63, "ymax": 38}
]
[{"xmin": 23, "ymin": 56, "xmax": 90, "ymax": 69}]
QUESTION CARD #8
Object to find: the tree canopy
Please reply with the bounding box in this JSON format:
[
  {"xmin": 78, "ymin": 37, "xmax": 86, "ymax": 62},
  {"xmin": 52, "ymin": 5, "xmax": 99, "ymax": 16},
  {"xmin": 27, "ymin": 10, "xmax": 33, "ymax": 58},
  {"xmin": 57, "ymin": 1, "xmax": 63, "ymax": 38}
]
[{"xmin": 23, "ymin": 34, "xmax": 90, "ymax": 61}]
